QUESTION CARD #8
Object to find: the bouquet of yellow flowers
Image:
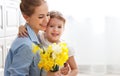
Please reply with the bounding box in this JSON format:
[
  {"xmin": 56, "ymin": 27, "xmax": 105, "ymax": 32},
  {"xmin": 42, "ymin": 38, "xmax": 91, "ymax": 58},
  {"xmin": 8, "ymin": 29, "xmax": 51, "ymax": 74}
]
[{"xmin": 37, "ymin": 42, "xmax": 69, "ymax": 72}]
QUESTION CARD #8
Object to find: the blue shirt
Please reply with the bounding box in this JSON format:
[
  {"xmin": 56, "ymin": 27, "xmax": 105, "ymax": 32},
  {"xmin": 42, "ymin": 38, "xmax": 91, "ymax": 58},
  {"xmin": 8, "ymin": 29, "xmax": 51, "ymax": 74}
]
[{"xmin": 4, "ymin": 24, "xmax": 42, "ymax": 76}]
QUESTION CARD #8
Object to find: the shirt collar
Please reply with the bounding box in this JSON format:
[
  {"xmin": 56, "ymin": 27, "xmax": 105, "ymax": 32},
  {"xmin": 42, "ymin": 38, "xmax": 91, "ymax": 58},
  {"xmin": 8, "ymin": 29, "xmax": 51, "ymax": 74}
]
[
  {"xmin": 26, "ymin": 23, "xmax": 40, "ymax": 45},
  {"xmin": 40, "ymin": 32, "xmax": 61, "ymax": 47}
]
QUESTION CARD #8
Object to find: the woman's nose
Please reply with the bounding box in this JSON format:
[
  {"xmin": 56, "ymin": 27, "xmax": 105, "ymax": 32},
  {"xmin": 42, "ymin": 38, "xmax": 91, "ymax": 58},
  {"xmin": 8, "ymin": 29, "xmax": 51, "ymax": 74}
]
[{"xmin": 44, "ymin": 16, "xmax": 50, "ymax": 24}]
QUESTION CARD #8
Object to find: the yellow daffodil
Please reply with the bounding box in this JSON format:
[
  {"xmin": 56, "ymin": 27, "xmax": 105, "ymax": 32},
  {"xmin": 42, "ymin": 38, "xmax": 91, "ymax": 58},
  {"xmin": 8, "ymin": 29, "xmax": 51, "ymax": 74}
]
[
  {"xmin": 32, "ymin": 43, "xmax": 43, "ymax": 54},
  {"xmin": 38, "ymin": 42, "xmax": 69, "ymax": 72}
]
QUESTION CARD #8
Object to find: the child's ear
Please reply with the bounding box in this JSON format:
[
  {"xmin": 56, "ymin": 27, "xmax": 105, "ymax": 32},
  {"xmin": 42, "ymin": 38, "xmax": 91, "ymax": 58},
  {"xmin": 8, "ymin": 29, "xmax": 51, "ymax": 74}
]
[{"xmin": 22, "ymin": 14, "xmax": 30, "ymax": 23}]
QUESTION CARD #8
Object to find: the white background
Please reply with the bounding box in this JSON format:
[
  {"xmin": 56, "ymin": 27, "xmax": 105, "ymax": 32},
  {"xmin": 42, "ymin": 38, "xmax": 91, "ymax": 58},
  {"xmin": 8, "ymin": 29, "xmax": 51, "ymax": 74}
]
[{"xmin": 47, "ymin": 0, "xmax": 120, "ymax": 65}]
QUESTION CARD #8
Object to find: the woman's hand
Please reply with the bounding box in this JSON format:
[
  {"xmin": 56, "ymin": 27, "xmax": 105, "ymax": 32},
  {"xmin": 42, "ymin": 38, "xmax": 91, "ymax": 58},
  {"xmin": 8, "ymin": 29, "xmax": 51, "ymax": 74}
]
[{"xmin": 18, "ymin": 25, "xmax": 28, "ymax": 37}]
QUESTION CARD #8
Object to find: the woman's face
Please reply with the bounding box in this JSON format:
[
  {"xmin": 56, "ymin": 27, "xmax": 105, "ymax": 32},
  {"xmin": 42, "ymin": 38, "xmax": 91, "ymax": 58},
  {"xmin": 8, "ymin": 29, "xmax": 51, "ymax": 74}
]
[
  {"xmin": 45, "ymin": 18, "xmax": 64, "ymax": 43},
  {"xmin": 26, "ymin": 3, "xmax": 50, "ymax": 34}
]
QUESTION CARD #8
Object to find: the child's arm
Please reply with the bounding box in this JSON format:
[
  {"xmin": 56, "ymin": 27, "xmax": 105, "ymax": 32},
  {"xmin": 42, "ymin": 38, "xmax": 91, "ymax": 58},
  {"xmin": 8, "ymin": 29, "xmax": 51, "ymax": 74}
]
[
  {"xmin": 67, "ymin": 56, "xmax": 78, "ymax": 76},
  {"xmin": 18, "ymin": 25, "xmax": 28, "ymax": 37}
]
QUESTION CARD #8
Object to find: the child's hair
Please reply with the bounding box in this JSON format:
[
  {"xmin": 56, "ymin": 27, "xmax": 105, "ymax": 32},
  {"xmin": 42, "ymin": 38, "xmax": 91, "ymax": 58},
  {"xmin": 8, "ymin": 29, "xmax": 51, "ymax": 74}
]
[
  {"xmin": 49, "ymin": 11, "xmax": 66, "ymax": 24},
  {"xmin": 20, "ymin": 0, "xmax": 46, "ymax": 16}
]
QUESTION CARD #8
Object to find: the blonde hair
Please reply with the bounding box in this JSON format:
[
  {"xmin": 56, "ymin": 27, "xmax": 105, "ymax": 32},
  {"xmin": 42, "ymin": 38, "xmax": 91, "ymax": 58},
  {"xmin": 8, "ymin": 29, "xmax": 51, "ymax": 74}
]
[{"xmin": 49, "ymin": 11, "xmax": 65, "ymax": 24}]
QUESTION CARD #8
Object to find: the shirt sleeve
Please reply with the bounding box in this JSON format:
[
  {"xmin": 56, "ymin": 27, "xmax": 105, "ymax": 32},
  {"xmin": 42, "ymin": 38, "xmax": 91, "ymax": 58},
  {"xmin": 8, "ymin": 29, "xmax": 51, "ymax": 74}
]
[
  {"xmin": 8, "ymin": 44, "xmax": 34, "ymax": 76},
  {"xmin": 68, "ymin": 45, "xmax": 75, "ymax": 57}
]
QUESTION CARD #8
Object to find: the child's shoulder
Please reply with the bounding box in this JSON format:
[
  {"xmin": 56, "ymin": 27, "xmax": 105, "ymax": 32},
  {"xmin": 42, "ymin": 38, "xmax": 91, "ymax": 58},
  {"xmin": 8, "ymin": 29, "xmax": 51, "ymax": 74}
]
[
  {"xmin": 60, "ymin": 39, "xmax": 72, "ymax": 47},
  {"xmin": 60, "ymin": 40, "xmax": 75, "ymax": 57}
]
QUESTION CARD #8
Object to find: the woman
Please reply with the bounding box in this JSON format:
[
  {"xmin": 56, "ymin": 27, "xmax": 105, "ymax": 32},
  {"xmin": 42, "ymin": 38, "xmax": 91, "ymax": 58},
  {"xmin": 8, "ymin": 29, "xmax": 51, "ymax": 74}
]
[{"xmin": 4, "ymin": 0, "xmax": 61, "ymax": 76}]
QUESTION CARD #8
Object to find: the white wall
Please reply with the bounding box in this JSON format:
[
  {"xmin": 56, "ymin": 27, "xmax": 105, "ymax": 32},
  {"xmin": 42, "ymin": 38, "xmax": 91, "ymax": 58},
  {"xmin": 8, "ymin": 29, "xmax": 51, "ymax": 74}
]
[
  {"xmin": 0, "ymin": 0, "xmax": 20, "ymax": 76},
  {"xmin": 47, "ymin": 0, "xmax": 120, "ymax": 65},
  {"xmin": 105, "ymin": 17, "xmax": 120, "ymax": 65}
]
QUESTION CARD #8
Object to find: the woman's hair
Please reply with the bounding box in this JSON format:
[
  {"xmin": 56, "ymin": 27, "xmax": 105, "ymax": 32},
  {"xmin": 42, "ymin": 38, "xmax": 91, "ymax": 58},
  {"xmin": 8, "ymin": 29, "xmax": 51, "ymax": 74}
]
[
  {"xmin": 49, "ymin": 11, "xmax": 66, "ymax": 24},
  {"xmin": 20, "ymin": 0, "xmax": 46, "ymax": 16}
]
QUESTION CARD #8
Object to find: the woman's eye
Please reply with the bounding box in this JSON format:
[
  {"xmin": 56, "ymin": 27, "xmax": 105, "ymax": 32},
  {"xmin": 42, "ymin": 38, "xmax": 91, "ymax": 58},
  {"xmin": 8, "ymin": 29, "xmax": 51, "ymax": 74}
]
[
  {"xmin": 50, "ymin": 25, "xmax": 54, "ymax": 27},
  {"xmin": 47, "ymin": 13, "xmax": 50, "ymax": 16},
  {"xmin": 38, "ymin": 16, "xmax": 43, "ymax": 19}
]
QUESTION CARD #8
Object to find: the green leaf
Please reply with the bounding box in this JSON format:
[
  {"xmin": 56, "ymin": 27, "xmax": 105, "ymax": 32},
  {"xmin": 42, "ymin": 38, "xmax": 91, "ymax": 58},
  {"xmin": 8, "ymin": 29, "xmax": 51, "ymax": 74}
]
[{"xmin": 50, "ymin": 65, "xmax": 59, "ymax": 72}]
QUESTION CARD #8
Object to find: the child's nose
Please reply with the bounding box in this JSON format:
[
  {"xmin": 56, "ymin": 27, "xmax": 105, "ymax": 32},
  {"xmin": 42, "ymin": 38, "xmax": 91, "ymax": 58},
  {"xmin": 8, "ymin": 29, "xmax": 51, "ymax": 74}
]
[{"xmin": 54, "ymin": 27, "xmax": 58, "ymax": 31}]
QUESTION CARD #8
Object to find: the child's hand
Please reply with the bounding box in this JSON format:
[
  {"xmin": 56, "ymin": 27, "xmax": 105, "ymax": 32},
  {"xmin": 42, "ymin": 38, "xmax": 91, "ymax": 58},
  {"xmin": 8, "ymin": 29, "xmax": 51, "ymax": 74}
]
[
  {"xmin": 60, "ymin": 63, "xmax": 69, "ymax": 75},
  {"xmin": 47, "ymin": 71, "xmax": 62, "ymax": 76},
  {"xmin": 18, "ymin": 25, "xmax": 28, "ymax": 37}
]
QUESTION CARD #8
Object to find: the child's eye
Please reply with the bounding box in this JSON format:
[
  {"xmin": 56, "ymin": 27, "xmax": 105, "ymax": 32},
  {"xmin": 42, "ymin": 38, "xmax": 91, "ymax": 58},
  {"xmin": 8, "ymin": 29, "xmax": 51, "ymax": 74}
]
[{"xmin": 58, "ymin": 26, "xmax": 62, "ymax": 28}]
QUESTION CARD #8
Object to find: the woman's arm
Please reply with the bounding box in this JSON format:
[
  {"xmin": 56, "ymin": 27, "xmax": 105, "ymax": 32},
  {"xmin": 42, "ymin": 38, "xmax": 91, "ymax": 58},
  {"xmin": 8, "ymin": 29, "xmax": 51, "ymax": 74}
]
[{"xmin": 6, "ymin": 44, "xmax": 33, "ymax": 76}]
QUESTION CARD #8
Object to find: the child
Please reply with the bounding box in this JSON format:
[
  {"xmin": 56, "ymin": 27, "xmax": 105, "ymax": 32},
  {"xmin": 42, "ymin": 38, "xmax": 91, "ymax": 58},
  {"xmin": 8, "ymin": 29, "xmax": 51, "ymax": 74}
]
[{"xmin": 19, "ymin": 11, "xmax": 78, "ymax": 76}]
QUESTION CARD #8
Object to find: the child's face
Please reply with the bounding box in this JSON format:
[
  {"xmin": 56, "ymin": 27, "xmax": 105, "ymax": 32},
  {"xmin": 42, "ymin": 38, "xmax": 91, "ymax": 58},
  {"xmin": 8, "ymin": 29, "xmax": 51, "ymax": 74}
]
[
  {"xmin": 24, "ymin": 3, "xmax": 50, "ymax": 33},
  {"xmin": 45, "ymin": 18, "xmax": 64, "ymax": 43}
]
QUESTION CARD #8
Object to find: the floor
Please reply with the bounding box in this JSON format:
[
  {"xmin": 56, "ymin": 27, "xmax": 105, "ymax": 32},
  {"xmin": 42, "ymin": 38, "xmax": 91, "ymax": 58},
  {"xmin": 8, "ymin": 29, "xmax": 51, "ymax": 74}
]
[{"xmin": 77, "ymin": 74, "xmax": 120, "ymax": 76}]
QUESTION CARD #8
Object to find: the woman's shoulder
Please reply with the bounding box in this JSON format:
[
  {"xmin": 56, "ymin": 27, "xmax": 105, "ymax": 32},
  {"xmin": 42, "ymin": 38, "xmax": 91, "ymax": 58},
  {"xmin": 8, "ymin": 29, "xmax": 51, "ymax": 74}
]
[{"xmin": 11, "ymin": 37, "xmax": 33, "ymax": 51}]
